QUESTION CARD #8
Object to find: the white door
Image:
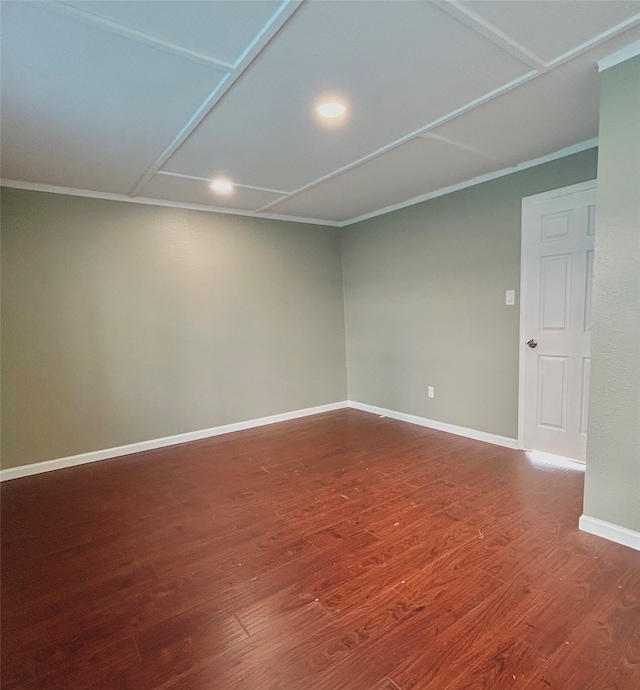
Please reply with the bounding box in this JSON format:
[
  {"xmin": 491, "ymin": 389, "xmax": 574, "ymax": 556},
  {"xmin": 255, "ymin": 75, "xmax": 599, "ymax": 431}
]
[{"xmin": 520, "ymin": 181, "xmax": 596, "ymax": 461}]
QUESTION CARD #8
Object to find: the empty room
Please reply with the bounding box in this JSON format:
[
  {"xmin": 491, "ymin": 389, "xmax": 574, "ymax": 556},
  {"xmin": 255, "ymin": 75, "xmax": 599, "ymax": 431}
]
[{"xmin": 1, "ymin": 1, "xmax": 639, "ymax": 689}]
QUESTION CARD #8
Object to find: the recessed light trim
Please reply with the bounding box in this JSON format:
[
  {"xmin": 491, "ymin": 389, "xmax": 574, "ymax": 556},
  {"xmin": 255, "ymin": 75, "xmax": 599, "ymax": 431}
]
[
  {"xmin": 316, "ymin": 102, "xmax": 347, "ymax": 119},
  {"xmin": 210, "ymin": 178, "xmax": 234, "ymax": 194}
]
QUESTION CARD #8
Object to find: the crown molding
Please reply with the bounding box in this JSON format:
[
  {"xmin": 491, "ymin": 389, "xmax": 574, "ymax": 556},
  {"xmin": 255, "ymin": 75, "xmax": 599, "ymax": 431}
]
[
  {"xmin": 1, "ymin": 138, "xmax": 598, "ymax": 229},
  {"xmin": 0, "ymin": 180, "xmax": 341, "ymax": 228},
  {"xmin": 598, "ymin": 39, "xmax": 640, "ymax": 71},
  {"xmin": 341, "ymin": 138, "xmax": 599, "ymax": 227}
]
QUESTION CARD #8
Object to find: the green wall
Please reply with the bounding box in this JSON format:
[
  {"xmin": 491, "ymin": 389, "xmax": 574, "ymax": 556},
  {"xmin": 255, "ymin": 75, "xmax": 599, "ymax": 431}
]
[
  {"xmin": 0, "ymin": 148, "xmax": 602, "ymax": 472},
  {"xmin": 341, "ymin": 149, "xmax": 598, "ymax": 439},
  {"xmin": 584, "ymin": 56, "xmax": 640, "ymax": 532},
  {"xmin": 1, "ymin": 189, "xmax": 347, "ymax": 469}
]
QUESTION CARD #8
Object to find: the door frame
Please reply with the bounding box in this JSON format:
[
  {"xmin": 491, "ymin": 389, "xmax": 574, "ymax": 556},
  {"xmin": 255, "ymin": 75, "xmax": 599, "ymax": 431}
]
[{"xmin": 517, "ymin": 179, "xmax": 597, "ymax": 451}]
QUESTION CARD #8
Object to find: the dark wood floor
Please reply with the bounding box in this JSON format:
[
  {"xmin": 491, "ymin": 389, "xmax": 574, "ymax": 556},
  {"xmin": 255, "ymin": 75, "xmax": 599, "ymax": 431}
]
[{"xmin": 2, "ymin": 409, "xmax": 639, "ymax": 689}]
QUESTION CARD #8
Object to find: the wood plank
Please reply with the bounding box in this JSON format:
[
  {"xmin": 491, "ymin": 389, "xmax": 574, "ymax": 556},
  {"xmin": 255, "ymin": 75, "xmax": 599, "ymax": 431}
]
[
  {"xmin": 2, "ymin": 409, "xmax": 638, "ymax": 690},
  {"xmin": 444, "ymin": 635, "xmax": 546, "ymax": 690},
  {"xmin": 389, "ymin": 577, "xmax": 551, "ymax": 689},
  {"xmin": 513, "ymin": 551, "xmax": 638, "ymax": 658}
]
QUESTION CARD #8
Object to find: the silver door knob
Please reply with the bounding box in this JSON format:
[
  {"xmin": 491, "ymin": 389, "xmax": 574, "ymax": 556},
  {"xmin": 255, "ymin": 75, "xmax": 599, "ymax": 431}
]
[{"xmin": 526, "ymin": 339, "xmax": 537, "ymax": 349}]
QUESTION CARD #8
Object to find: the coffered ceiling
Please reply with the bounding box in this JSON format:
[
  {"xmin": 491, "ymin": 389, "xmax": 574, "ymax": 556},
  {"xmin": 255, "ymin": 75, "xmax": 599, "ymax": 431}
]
[{"xmin": 2, "ymin": 1, "xmax": 639, "ymax": 226}]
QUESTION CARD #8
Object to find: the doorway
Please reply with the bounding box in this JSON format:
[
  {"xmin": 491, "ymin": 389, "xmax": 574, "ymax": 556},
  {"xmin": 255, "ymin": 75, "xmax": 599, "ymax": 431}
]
[{"xmin": 519, "ymin": 181, "xmax": 596, "ymax": 462}]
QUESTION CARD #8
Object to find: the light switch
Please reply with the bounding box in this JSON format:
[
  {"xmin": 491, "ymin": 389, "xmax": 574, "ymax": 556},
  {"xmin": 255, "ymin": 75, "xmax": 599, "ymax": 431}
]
[{"xmin": 505, "ymin": 289, "xmax": 515, "ymax": 306}]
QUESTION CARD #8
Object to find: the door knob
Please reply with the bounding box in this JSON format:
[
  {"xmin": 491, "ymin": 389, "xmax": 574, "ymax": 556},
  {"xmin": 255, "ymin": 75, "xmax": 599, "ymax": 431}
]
[{"xmin": 526, "ymin": 339, "xmax": 537, "ymax": 349}]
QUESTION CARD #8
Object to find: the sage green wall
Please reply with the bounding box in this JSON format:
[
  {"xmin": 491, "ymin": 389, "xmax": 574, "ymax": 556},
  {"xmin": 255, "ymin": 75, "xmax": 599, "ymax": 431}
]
[
  {"xmin": 584, "ymin": 57, "xmax": 640, "ymax": 532},
  {"xmin": 341, "ymin": 149, "xmax": 598, "ymax": 439},
  {"xmin": 1, "ymin": 189, "xmax": 347, "ymax": 469},
  {"xmin": 0, "ymin": 148, "xmax": 605, "ymax": 471}
]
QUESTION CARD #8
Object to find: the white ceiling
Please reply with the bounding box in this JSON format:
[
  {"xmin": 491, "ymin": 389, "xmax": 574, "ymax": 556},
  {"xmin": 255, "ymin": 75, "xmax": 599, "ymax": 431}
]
[{"xmin": 1, "ymin": 1, "xmax": 639, "ymax": 226}]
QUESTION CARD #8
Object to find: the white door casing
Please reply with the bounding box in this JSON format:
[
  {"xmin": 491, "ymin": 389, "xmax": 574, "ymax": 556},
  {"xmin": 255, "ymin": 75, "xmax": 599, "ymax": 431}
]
[{"xmin": 519, "ymin": 181, "xmax": 596, "ymax": 462}]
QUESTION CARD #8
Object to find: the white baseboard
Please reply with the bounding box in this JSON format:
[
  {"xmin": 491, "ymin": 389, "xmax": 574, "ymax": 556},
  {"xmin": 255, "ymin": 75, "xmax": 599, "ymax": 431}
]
[
  {"xmin": 1, "ymin": 399, "xmax": 519, "ymax": 482},
  {"xmin": 579, "ymin": 514, "xmax": 640, "ymax": 552},
  {"xmin": 348, "ymin": 400, "xmax": 519, "ymax": 449},
  {"xmin": 0, "ymin": 401, "xmax": 349, "ymax": 482},
  {"xmin": 7, "ymin": 401, "xmax": 636, "ymax": 555}
]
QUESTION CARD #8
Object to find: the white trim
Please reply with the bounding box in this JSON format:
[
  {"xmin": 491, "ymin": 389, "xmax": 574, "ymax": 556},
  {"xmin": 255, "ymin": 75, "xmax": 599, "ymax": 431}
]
[
  {"xmin": 434, "ymin": 0, "xmax": 546, "ymax": 70},
  {"xmin": 348, "ymin": 401, "xmax": 519, "ymax": 449},
  {"xmin": 47, "ymin": 1, "xmax": 235, "ymax": 70},
  {"xmin": 546, "ymin": 14, "xmax": 640, "ymax": 68},
  {"xmin": 0, "ymin": 180, "xmax": 341, "ymax": 228},
  {"xmin": 258, "ymin": 70, "xmax": 539, "ymax": 214},
  {"xmin": 0, "ymin": 401, "xmax": 349, "ymax": 482},
  {"xmin": 259, "ymin": 4, "xmax": 636, "ymax": 220},
  {"xmin": 155, "ymin": 171, "xmax": 292, "ymax": 196},
  {"xmin": 420, "ymin": 132, "xmax": 510, "ymax": 166},
  {"xmin": 598, "ymin": 39, "xmax": 640, "ymax": 72},
  {"xmin": 343, "ymin": 139, "xmax": 598, "ymax": 227},
  {"xmin": 518, "ymin": 180, "xmax": 597, "ymax": 453},
  {"xmin": 437, "ymin": 4, "xmax": 640, "ymax": 72},
  {"xmin": 1, "ymin": 140, "xmax": 599, "ymax": 230},
  {"xmin": 579, "ymin": 515, "xmax": 640, "ymax": 552},
  {"xmin": 519, "ymin": 179, "xmax": 597, "ymax": 206},
  {"xmin": 0, "ymin": 399, "xmax": 523, "ymax": 481},
  {"xmin": 128, "ymin": 0, "xmax": 303, "ymax": 196}
]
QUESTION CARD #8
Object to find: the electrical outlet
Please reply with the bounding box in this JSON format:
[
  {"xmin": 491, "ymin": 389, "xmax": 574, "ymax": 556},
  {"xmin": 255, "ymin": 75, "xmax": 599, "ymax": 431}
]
[{"xmin": 428, "ymin": 386, "xmax": 434, "ymax": 398}]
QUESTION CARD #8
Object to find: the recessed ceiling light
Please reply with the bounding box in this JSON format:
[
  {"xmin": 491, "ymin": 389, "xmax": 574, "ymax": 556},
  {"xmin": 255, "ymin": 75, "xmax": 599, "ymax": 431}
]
[
  {"xmin": 316, "ymin": 102, "xmax": 347, "ymax": 119},
  {"xmin": 210, "ymin": 178, "xmax": 234, "ymax": 194}
]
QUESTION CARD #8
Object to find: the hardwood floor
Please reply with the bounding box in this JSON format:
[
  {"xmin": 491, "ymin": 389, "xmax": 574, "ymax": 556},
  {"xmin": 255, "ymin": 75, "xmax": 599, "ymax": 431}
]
[{"xmin": 2, "ymin": 409, "xmax": 638, "ymax": 689}]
